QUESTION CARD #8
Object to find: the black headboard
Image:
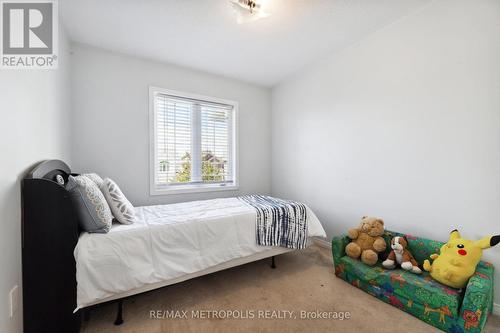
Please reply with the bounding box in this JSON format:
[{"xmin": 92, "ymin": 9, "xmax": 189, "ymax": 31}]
[
  {"xmin": 26, "ymin": 159, "xmax": 72, "ymax": 182},
  {"xmin": 22, "ymin": 159, "xmax": 82, "ymax": 332}
]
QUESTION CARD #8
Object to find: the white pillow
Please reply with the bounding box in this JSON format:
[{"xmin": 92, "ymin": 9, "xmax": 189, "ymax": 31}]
[
  {"xmin": 101, "ymin": 178, "xmax": 136, "ymax": 224},
  {"xmin": 82, "ymin": 173, "xmax": 104, "ymax": 188}
]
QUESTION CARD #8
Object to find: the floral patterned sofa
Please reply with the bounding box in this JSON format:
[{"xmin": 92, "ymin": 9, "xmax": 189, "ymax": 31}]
[{"xmin": 332, "ymin": 231, "xmax": 495, "ymax": 332}]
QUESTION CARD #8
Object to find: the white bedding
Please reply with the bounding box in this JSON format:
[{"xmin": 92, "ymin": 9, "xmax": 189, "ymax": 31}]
[{"xmin": 74, "ymin": 197, "xmax": 326, "ymax": 309}]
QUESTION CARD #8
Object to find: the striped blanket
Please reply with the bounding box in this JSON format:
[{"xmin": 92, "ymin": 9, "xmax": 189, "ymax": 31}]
[{"xmin": 239, "ymin": 195, "xmax": 308, "ymax": 249}]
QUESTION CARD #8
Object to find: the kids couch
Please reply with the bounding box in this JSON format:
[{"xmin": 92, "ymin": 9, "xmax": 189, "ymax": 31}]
[{"xmin": 332, "ymin": 231, "xmax": 495, "ymax": 332}]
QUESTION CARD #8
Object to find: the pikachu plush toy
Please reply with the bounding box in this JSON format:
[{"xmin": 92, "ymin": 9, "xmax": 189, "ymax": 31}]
[{"xmin": 423, "ymin": 230, "xmax": 500, "ymax": 289}]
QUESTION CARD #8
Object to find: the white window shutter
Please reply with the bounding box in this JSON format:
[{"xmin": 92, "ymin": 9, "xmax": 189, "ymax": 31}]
[{"xmin": 152, "ymin": 89, "xmax": 237, "ymax": 193}]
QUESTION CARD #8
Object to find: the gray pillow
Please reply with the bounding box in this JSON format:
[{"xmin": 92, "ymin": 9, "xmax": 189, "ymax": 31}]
[
  {"xmin": 81, "ymin": 173, "xmax": 104, "ymax": 188},
  {"xmin": 101, "ymin": 178, "xmax": 136, "ymax": 225},
  {"xmin": 67, "ymin": 175, "xmax": 113, "ymax": 233}
]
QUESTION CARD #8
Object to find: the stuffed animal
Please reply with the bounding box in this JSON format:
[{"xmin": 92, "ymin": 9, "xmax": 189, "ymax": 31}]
[
  {"xmin": 345, "ymin": 216, "xmax": 386, "ymax": 266},
  {"xmin": 423, "ymin": 229, "xmax": 500, "ymax": 289},
  {"xmin": 382, "ymin": 236, "xmax": 422, "ymax": 274}
]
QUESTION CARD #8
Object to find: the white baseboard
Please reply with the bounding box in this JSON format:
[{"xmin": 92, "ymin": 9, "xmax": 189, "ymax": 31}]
[
  {"xmin": 313, "ymin": 237, "xmax": 331, "ymax": 249},
  {"xmin": 493, "ymin": 303, "xmax": 500, "ymax": 316}
]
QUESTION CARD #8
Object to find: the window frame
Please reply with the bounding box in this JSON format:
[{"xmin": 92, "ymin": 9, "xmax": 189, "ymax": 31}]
[{"xmin": 149, "ymin": 86, "xmax": 239, "ymax": 195}]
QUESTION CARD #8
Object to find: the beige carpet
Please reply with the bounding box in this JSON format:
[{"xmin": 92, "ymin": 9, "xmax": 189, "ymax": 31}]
[{"xmin": 81, "ymin": 245, "xmax": 500, "ymax": 333}]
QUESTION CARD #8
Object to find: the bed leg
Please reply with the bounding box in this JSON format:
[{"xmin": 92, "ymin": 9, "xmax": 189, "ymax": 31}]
[
  {"xmin": 83, "ymin": 309, "xmax": 90, "ymax": 322},
  {"xmin": 271, "ymin": 256, "xmax": 276, "ymax": 269},
  {"xmin": 114, "ymin": 300, "xmax": 124, "ymax": 326}
]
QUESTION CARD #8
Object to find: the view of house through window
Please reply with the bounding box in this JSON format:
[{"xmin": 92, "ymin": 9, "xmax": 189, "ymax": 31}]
[{"xmin": 151, "ymin": 88, "xmax": 237, "ymax": 193}]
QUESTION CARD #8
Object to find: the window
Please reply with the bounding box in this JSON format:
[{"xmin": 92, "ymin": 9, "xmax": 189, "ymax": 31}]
[{"xmin": 150, "ymin": 87, "xmax": 238, "ymax": 194}]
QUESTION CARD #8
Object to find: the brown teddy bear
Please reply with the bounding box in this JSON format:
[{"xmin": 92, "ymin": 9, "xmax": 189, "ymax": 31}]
[{"xmin": 345, "ymin": 216, "xmax": 386, "ymax": 266}]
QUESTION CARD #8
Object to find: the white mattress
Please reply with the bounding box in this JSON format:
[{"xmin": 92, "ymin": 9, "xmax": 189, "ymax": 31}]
[{"xmin": 74, "ymin": 197, "xmax": 326, "ymax": 309}]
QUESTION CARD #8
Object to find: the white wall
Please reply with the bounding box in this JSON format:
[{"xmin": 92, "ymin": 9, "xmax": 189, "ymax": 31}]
[
  {"xmin": 0, "ymin": 25, "xmax": 72, "ymax": 333},
  {"xmin": 272, "ymin": 0, "xmax": 500, "ymax": 303},
  {"xmin": 70, "ymin": 44, "xmax": 271, "ymax": 206}
]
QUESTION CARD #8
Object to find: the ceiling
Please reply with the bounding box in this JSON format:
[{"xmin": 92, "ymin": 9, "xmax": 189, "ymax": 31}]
[{"xmin": 61, "ymin": 0, "xmax": 432, "ymax": 87}]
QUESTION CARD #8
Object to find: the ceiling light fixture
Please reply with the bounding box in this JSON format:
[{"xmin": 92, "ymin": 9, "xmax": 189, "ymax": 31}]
[{"xmin": 231, "ymin": 0, "xmax": 270, "ymax": 24}]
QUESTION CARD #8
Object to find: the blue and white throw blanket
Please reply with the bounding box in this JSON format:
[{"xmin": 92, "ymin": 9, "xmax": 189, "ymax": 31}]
[{"xmin": 239, "ymin": 195, "xmax": 308, "ymax": 249}]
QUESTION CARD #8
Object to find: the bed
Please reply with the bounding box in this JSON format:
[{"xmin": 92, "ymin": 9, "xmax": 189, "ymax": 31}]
[
  {"xmin": 76, "ymin": 197, "xmax": 326, "ymax": 310},
  {"xmin": 21, "ymin": 160, "xmax": 326, "ymax": 333}
]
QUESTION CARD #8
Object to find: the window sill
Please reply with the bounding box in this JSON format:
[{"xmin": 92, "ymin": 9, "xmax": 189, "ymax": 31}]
[{"xmin": 150, "ymin": 184, "xmax": 239, "ymax": 196}]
